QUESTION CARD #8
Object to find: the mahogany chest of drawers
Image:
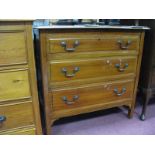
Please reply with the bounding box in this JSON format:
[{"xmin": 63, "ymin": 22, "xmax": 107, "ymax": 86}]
[
  {"xmin": 0, "ymin": 20, "xmax": 42, "ymax": 134},
  {"xmin": 34, "ymin": 26, "xmax": 147, "ymax": 134}
]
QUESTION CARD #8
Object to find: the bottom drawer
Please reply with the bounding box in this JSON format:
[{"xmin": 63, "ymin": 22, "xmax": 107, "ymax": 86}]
[
  {"xmin": 52, "ymin": 79, "xmax": 135, "ymax": 112},
  {"xmin": 0, "ymin": 102, "xmax": 34, "ymax": 132}
]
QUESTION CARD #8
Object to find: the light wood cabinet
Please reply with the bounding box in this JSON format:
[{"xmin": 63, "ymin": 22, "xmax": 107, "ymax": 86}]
[{"xmin": 0, "ymin": 20, "xmax": 42, "ymax": 135}]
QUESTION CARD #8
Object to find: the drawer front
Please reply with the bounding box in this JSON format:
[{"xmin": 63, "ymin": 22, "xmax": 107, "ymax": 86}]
[
  {"xmin": 0, "ymin": 102, "xmax": 34, "ymax": 131},
  {"xmin": 47, "ymin": 34, "xmax": 140, "ymax": 53},
  {"xmin": 0, "ymin": 70, "xmax": 31, "ymax": 102},
  {"xmin": 52, "ymin": 79, "xmax": 134, "ymax": 111},
  {"xmin": 0, "ymin": 31, "xmax": 27, "ymax": 66},
  {"xmin": 49, "ymin": 56, "xmax": 137, "ymax": 84}
]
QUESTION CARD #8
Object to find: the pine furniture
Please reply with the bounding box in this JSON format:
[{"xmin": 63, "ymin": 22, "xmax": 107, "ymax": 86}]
[{"xmin": 0, "ymin": 20, "xmax": 42, "ymax": 134}]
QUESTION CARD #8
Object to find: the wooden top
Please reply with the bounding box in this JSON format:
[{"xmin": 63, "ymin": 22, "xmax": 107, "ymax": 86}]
[{"xmin": 34, "ymin": 25, "xmax": 150, "ymax": 31}]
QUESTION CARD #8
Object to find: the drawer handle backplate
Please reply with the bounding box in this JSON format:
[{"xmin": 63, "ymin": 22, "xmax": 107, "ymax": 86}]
[
  {"xmin": 117, "ymin": 39, "xmax": 132, "ymax": 50},
  {"xmin": 61, "ymin": 67, "xmax": 80, "ymax": 78},
  {"xmin": 60, "ymin": 40, "xmax": 80, "ymax": 52},
  {"xmin": 62, "ymin": 95, "xmax": 79, "ymax": 105},
  {"xmin": 115, "ymin": 63, "xmax": 128, "ymax": 72},
  {"xmin": 114, "ymin": 87, "xmax": 126, "ymax": 96},
  {"xmin": 0, "ymin": 115, "xmax": 6, "ymax": 123}
]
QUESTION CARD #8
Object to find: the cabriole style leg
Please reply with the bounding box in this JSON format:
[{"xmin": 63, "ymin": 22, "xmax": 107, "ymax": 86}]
[{"xmin": 140, "ymin": 89, "xmax": 151, "ymax": 121}]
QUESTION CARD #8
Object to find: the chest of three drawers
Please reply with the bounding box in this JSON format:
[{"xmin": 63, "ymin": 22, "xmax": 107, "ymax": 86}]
[
  {"xmin": 0, "ymin": 21, "xmax": 42, "ymax": 134},
  {"xmin": 35, "ymin": 28, "xmax": 145, "ymax": 134}
]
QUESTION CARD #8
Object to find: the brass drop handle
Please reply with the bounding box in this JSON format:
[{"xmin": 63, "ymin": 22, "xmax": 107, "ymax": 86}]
[
  {"xmin": 60, "ymin": 40, "xmax": 80, "ymax": 52},
  {"xmin": 114, "ymin": 87, "xmax": 126, "ymax": 96},
  {"xmin": 0, "ymin": 115, "xmax": 6, "ymax": 123},
  {"xmin": 62, "ymin": 95, "xmax": 79, "ymax": 105},
  {"xmin": 61, "ymin": 67, "xmax": 80, "ymax": 78},
  {"xmin": 117, "ymin": 39, "xmax": 132, "ymax": 50},
  {"xmin": 115, "ymin": 63, "xmax": 128, "ymax": 72}
]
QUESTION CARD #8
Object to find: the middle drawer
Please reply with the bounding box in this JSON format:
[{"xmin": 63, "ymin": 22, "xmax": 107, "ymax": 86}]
[
  {"xmin": 0, "ymin": 69, "xmax": 31, "ymax": 102},
  {"xmin": 49, "ymin": 56, "xmax": 137, "ymax": 84}
]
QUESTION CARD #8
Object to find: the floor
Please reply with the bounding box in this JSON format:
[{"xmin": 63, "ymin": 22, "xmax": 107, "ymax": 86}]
[{"xmin": 52, "ymin": 98, "xmax": 155, "ymax": 135}]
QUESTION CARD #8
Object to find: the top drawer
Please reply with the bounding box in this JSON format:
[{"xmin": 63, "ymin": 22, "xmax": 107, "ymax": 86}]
[
  {"xmin": 0, "ymin": 31, "xmax": 27, "ymax": 66},
  {"xmin": 47, "ymin": 32, "xmax": 140, "ymax": 54}
]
